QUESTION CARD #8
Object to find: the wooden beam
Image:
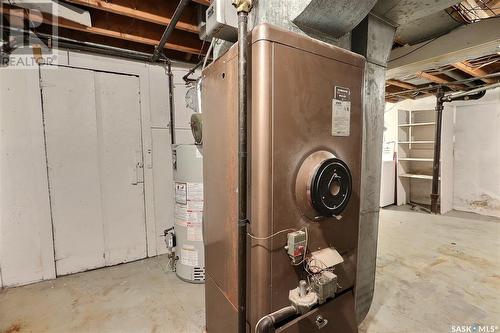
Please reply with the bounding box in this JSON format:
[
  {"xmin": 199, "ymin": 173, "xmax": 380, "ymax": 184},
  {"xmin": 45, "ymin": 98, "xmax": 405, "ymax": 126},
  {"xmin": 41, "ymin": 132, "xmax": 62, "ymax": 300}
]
[
  {"xmin": 387, "ymin": 17, "xmax": 500, "ymax": 79},
  {"xmin": 386, "ymin": 79, "xmax": 434, "ymax": 96},
  {"xmin": 416, "ymin": 71, "xmax": 466, "ymax": 91},
  {"xmin": 1, "ymin": 5, "xmax": 203, "ymax": 55},
  {"xmin": 385, "ymin": 97, "xmax": 400, "ymax": 103},
  {"xmin": 452, "ymin": 61, "xmax": 496, "ymax": 84},
  {"xmin": 37, "ymin": 25, "xmax": 196, "ymax": 63},
  {"xmin": 386, "ymin": 79, "xmax": 414, "ymax": 90},
  {"xmin": 64, "ymin": 0, "xmax": 199, "ymax": 34},
  {"xmin": 192, "ymin": 0, "xmax": 211, "ymax": 5}
]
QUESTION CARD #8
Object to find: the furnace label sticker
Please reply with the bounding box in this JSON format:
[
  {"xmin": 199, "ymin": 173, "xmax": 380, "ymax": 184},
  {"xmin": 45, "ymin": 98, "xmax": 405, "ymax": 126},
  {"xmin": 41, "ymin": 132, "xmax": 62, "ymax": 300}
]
[
  {"xmin": 175, "ymin": 182, "xmax": 187, "ymax": 204},
  {"xmin": 180, "ymin": 246, "xmax": 199, "ymax": 267},
  {"xmin": 332, "ymin": 86, "xmax": 351, "ymax": 137}
]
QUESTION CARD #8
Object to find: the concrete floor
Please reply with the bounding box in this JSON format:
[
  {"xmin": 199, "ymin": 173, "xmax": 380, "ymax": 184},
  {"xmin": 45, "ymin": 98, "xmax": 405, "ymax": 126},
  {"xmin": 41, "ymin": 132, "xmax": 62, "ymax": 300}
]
[
  {"xmin": 360, "ymin": 207, "xmax": 499, "ymax": 333},
  {"xmin": 1, "ymin": 207, "xmax": 499, "ymax": 333},
  {"xmin": 0, "ymin": 257, "xmax": 205, "ymax": 333}
]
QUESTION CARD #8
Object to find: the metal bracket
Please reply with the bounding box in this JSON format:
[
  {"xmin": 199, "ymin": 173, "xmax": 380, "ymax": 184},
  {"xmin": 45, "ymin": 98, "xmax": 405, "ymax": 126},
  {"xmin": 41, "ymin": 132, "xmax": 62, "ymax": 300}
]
[{"xmin": 315, "ymin": 315, "xmax": 328, "ymax": 329}]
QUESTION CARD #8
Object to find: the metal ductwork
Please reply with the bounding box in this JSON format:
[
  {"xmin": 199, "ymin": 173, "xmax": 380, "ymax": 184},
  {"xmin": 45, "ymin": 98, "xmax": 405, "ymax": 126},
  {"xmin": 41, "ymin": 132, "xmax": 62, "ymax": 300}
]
[
  {"xmin": 246, "ymin": 0, "xmax": 378, "ymax": 47},
  {"xmin": 292, "ymin": 0, "xmax": 378, "ymax": 38}
]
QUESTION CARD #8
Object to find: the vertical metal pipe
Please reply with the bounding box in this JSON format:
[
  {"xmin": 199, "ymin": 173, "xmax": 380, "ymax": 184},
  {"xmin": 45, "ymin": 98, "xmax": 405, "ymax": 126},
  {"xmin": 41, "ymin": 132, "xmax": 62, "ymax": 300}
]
[
  {"xmin": 430, "ymin": 89, "xmax": 444, "ymax": 214},
  {"xmin": 167, "ymin": 61, "xmax": 176, "ymax": 145},
  {"xmin": 237, "ymin": 11, "xmax": 249, "ymax": 333}
]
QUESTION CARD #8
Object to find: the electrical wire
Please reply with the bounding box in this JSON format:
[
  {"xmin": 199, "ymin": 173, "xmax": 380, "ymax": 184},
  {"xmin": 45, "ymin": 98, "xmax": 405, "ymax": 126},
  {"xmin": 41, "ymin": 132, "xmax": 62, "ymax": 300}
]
[
  {"xmin": 389, "ymin": 38, "xmax": 438, "ymax": 63},
  {"xmin": 247, "ymin": 226, "xmax": 309, "ymax": 266},
  {"xmin": 247, "ymin": 228, "xmax": 298, "ymax": 240},
  {"xmin": 202, "ymin": 37, "xmax": 218, "ymax": 70}
]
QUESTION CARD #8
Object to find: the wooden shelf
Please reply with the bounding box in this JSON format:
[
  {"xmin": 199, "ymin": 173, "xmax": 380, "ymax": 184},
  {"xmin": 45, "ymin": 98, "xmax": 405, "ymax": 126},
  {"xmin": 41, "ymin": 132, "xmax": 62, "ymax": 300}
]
[
  {"xmin": 396, "ymin": 106, "xmax": 451, "ymax": 213},
  {"xmin": 398, "ymin": 122, "xmax": 436, "ymax": 127},
  {"xmin": 398, "ymin": 141, "xmax": 435, "ymax": 144},
  {"xmin": 398, "ymin": 157, "xmax": 433, "ymax": 162},
  {"xmin": 400, "ymin": 173, "xmax": 439, "ymax": 180}
]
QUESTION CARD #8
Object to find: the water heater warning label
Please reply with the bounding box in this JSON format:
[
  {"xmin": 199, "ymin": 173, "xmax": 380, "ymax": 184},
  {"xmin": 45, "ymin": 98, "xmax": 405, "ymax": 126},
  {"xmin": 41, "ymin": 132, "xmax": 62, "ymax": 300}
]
[
  {"xmin": 332, "ymin": 86, "xmax": 351, "ymax": 136},
  {"xmin": 180, "ymin": 246, "xmax": 198, "ymax": 267}
]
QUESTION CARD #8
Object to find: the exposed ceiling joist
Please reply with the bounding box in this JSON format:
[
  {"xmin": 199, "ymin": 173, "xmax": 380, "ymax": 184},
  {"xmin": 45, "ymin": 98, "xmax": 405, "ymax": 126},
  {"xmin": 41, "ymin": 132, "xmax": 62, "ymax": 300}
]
[
  {"xmin": 193, "ymin": 0, "xmax": 211, "ymax": 5},
  {"xmin": 63, "ymin": 0, "xmax": 199, "ymax": 34},
  {"xmin": 452, "ymin": 61, "xmax": 496, "ymax": 84},
  {"xmin": 386, "ymin": 79, "xmax": 434, "ymax": 96},
  {"xmin": 416, "ymin": 71, "xmax": 466, "ymax": 90},
  {"xmin": 1, "ymin": 5, "xmax": 203, "ymax": 55},
  {"xmin": 387, "ymin": 17, "xmax": 500, "ymax": 80}
]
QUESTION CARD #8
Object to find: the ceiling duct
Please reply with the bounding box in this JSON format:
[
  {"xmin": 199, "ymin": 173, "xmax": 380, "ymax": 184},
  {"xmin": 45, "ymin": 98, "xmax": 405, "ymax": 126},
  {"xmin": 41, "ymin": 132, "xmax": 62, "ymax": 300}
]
[{"xmin": 292, "ymin": 0, "xmax": 378, "ymax": 38}]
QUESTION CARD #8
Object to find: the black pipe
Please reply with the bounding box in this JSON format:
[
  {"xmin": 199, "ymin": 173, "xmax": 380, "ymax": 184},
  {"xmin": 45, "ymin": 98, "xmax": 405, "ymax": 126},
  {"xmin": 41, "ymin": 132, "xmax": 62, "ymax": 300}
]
[
  {"xmin": 430, "ymin": 88, "xmax": 486, "ymax": 213},
  {"xmin": 430, "ymin": 89, "xmax": 444, "ymax": 214},
  {"xmin": 255, "ymin": 306, "xmax": 299, "ymax": 333},
  {"xmin": 182, "ymin": 59, "xmax": 204, "ymax": 83},
  {"xmin": 2, "ymin": 27, "xmax": 158, "ymax": 63},
  {"xmin": 151, "ymin": 0, "xmax": 190, "ymax": 61},
  {"xmin": 447, "ymin": 91, "xmax": 486, "ymax": 102},
  {"xmin": 166, "ymin": 61, "xmax": 176, "ymax": 145},
  {"xmin": 385, "ymin": 73, "xmax": 500, "ymax": 98},
  {"xmin": 237, "ymin": 10, "xmax": 249, "ymax": 333}
]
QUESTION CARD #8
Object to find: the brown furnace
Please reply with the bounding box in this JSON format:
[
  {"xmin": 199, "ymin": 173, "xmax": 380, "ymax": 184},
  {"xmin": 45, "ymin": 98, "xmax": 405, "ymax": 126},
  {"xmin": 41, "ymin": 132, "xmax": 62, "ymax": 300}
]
[{"xmin": 203, "ymin": 24, "xmax": 365, "ymax": 333}]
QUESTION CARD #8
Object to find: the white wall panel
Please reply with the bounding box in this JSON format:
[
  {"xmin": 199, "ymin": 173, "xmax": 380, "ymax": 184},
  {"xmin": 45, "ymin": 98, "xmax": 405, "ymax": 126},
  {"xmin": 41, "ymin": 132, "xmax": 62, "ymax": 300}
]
[
  {"xmin": 148, "ymin": 65, "xmax": 170, "ymax": 128},
  {"xmin": 41, "ymin": 67, "xmax": 106, "ymax": 275},
  {"xmin": 151, "ymin": 129, "xmax": 174, "ymax": 255},
  {"xmin": 453, "ymin": 88, "xmax": 500, "ymax": 218},
  {"xmin": 0, "ymin": 68, "xmax": 55, "ymax": 286},
  {"xmin": 173, "ymin": 83, "xmax": 194, "ymax": 130},
  {"xmin": 67, "ymin": 52, "xmax": 158, "ymax": 256},
  {"xmin": 1, "ymin": 51, "xmax": 184, "ymax": 286},
  {"xmin": 94, "ymin": 72, "xmax": 147, "ymax": 265},
  {"xmin": 175, "ymin": 129, "xmax": 196, "ymax": 145}
]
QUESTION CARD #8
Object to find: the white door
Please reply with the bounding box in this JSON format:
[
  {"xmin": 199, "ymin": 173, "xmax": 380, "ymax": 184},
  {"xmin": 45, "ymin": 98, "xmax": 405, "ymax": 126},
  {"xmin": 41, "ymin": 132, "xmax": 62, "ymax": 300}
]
[{"xmin": 41, "ymin": 67, "xmax": 147, "ymax": 275}]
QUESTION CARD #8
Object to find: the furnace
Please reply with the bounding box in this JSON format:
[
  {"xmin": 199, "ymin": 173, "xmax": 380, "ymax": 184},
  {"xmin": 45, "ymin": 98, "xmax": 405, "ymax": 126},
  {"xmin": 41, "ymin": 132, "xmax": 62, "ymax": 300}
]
[{"xmin": 203, "ymin": 24, "xmax": 365, "ymax": 332}]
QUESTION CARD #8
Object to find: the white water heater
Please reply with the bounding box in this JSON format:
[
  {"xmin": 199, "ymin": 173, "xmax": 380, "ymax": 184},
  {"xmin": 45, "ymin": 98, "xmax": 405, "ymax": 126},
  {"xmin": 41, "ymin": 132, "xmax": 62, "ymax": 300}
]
[{"xmin": 173, "ymin": 144, "xmax": 205, "ymax": 283}]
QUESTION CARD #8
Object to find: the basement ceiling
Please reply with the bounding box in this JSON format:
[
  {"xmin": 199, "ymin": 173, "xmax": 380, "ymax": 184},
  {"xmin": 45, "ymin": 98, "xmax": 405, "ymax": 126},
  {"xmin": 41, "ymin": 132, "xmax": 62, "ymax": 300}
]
[
  {"xmin": 1, "ymin": 0, "xmax": 499, "ymax": 100},
  {"xmin": 1, "ymin": 0, "xmax": 211, "ymax": 62}
]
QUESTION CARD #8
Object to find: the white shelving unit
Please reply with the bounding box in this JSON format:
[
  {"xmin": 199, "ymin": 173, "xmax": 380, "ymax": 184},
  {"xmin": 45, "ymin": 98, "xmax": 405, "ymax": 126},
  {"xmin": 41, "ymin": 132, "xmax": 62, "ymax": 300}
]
[
  {"xmin": 396, "ymin": 106, "xmax": 453, "ymax": 213},
  {"xmin": 398, "ymin": 122, "xmax": 436, "ymax": 127}
]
